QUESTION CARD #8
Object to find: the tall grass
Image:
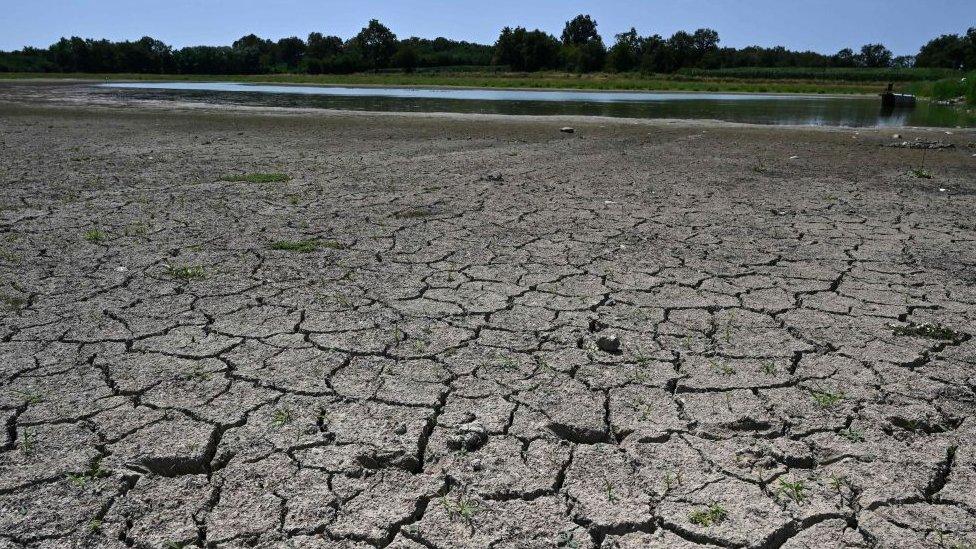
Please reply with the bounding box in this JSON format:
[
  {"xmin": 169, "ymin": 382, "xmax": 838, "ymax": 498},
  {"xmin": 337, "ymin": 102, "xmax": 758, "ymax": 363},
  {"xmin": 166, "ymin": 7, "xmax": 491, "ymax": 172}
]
[
  {"xmin": 908, "ymin": 72, "xmax": 975, "ymax": 101},
  {"xmin": 678, "ymin": 66, "xmax": 956, "ymax": 82},
  {"xmin": 0, "ymin": 70, "xmax": 891, "ymax": 94}
]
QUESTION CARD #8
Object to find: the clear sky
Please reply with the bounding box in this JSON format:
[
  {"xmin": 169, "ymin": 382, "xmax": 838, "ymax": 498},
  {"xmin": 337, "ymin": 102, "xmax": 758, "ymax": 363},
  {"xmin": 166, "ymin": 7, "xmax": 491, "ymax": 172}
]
[{"xmin": 2, "ymin": 0, "xmax": 974, "ymax": 55}]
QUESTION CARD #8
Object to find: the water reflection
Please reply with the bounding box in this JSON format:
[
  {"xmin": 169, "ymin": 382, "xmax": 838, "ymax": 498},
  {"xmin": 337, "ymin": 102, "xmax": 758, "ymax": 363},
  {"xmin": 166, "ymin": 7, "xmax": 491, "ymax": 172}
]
[{"xmin": 97, "ymin": 82, "xmax": 974, "ymax": 128}]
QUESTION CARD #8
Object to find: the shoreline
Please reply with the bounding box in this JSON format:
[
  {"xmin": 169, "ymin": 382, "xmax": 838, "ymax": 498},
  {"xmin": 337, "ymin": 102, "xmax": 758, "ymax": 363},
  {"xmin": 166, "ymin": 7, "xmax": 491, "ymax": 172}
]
[{"xmin": 2, "ymin": 82, "xmax": 974, "ymax": 134}]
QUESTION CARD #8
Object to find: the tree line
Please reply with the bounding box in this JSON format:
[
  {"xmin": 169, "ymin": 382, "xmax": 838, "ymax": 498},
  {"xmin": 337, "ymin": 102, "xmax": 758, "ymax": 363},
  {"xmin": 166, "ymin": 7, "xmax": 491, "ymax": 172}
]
[{"xmin": 2, "ymin": 16, "xmax": 974, "ymax": 75}]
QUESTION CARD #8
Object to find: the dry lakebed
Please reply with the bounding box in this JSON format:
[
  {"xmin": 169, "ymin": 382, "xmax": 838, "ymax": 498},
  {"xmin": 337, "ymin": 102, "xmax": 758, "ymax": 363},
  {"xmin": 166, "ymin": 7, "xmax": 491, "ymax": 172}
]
[{"xmin": 0, "ymin": 82, "xmax": 975, "ymax": 548}]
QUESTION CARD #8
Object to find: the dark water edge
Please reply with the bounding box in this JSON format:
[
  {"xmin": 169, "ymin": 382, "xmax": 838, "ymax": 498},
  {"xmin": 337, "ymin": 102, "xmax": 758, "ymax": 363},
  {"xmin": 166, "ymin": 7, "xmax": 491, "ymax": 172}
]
[{"xmin": 96, "ymin": 82, "xmax": 976, "ymax": 128}]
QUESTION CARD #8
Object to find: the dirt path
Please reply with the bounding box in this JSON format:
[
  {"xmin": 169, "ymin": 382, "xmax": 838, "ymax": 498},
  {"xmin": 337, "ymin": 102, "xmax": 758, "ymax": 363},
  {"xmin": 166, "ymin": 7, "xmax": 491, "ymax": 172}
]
[{"xmin": 1, "ymin": 84, "xmax": 975, "ymax": 548}]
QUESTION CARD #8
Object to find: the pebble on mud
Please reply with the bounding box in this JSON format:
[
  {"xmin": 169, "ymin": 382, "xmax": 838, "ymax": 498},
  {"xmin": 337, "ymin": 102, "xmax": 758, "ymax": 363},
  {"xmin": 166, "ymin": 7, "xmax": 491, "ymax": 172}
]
[
  {"xmin": 596, "ymin": 334, "xmax": 622, "ymax": 354},
  {"xmin": 447, "ymin": 422, "xmax": 488, "ymax": 451},
  {"xmin": 560, "ymin": 127, "xmax": 575, "ymax": 134}
]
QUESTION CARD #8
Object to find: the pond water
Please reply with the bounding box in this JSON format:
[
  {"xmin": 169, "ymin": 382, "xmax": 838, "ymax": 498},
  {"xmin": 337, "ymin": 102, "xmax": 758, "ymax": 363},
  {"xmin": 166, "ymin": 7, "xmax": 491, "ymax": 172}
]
[{"xmin": 98, "ymin": 82, "xmax": 976, "ymax": 128}]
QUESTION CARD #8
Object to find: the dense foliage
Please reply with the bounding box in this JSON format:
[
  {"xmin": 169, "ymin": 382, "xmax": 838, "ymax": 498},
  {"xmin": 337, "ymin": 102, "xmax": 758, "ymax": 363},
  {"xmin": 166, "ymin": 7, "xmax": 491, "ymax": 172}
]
[{"xmin": 0, "ymin": 16, "xmax": 973, "ymax": 77}]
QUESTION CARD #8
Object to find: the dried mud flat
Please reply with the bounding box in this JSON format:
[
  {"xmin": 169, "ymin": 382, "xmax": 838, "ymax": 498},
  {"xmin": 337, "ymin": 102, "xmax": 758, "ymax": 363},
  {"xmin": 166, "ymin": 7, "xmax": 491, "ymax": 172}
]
[{"xmin": 1, "ymin": 83, "xmax": 976, "ymax": 549}]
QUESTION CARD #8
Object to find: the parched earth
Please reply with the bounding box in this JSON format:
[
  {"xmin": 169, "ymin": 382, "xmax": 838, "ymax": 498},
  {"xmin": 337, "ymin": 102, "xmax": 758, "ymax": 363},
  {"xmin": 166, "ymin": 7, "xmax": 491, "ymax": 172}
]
[{"xmin": 1, "ymin": 84, "xmax": 975, "ymax": 548}]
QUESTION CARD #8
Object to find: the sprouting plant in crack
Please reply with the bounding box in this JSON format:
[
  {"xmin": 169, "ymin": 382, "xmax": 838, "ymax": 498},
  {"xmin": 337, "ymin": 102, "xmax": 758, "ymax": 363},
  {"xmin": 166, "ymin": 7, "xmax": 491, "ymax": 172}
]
[
  {"xmin": 760, "ymin": 361, "xmax": 778, "ymax": 375},
  {"xmin": 776, "ymin": 478, "xmax": 809, "ymax": 505},
  {"xmin": 15, "ymin": 390, "xmax": 43, "ymax": 405},
  {"xmin": 535, "ymin": 356, "xmax": 553, "ymax": 373},
  {"xmin": 682, "ymin": 334, "xmax": 692, "ymax": 350},
  {"xmin": 663, "ymin": 470, "xmax": 684, "ymax": 495},
  {"xmin": 497, "ymin": 356, "xmax": 518, "ymax": 370},
  {"xmin": 185, "ymin": 363, "xmax": 212, "ymax": 382},
  {"xmin": 271, "ymin": 408, "xmax": 294, "ymax": 429},
  {"xmin": 710, "ymin": 360, "xmax": 736, "ymax": 376},
  {"xmin": 125, "ymin": 223, "xmax": 148, "ymax": 237},
  {"xmin": 19, "ymin": 428, "xmax": 36, "ymax": 455},
  {"xmin": 892, "ymin": 322, "xmax": 967, "ymax": 343},
  {"xmin": 440, "ymin": 494, "xmax": 478, "ymax": 525},
  {"xmin": 88, "ymin": 519, "xmax": 102, "ymax": 533},
  {"xmin": 810, "ymin": 389, "xmax": 845, "ymax": 408},
  {"xmin": 603, "ymin": 479, "xmax": 618, "ymax": 503},
  {"xmin": 827, "ymin": 474, "xmax": 859, "ymax": 509},
  {"xmin": 688, "ymin": 503, "xmax": 728, "ymax": 527},
  {"xmin": 165, "ymin": 264, "xmax": 206, "ymax": 281},
  {"xmin": 724, "ymin": 313, "xmax": 736, "ymax": 343},
  {"xmin": 839, "ymin": 428, "xmax": 865, "ymax": 443},
  {"xmin": 270, "ymin": 239, "xmax": 319, "ymax": 253},
  {"xmin": 67, "ymin": 459, "xmax": 110, "ymax": 489},
  {"xmin": 163, "ymin": 541, "xmax": 189, "ymax": 549},
  {"xmin": 84, "ymin": 228, "xmax": 106, "ymax": 243}
]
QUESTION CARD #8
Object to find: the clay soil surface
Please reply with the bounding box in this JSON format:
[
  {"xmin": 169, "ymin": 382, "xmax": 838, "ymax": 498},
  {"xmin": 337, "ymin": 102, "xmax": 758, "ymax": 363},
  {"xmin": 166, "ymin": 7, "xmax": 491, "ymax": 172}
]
[{"xmin": 1, "ymin": 83, "xmax": 975, "ymax": 548}]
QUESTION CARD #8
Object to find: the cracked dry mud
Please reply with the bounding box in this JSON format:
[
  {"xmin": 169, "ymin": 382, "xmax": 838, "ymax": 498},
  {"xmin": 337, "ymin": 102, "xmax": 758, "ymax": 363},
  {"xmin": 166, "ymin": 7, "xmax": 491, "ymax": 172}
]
[{"xmin": 1, "ymin": 86, "xmax": 975, "ymax": 549}]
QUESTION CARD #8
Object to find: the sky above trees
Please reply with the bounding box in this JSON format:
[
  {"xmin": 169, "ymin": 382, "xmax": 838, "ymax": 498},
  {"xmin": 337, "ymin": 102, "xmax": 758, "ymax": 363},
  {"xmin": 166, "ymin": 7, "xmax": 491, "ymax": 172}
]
[{"xmin": 2, "ymin": 0, "xmax": 974, "ymax": 55}]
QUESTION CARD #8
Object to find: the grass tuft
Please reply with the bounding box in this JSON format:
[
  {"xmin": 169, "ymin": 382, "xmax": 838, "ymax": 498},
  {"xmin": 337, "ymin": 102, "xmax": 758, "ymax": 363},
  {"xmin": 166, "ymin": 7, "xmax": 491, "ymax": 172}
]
[
  {"xmin": 776, "ymin": 478, "xmax": 809, "ymax": 504},
  {"xmin": 909, "ymin": 168, "xmax": 933, "ymax": 179},
  {"xmin": 84, "ymin": 228, "xmax": 106, "ymax": 243},
  {"xmin": 893, "ymin": 322, "xmax": 967, "ymax": 342},
  {"xmin": 688, "ymin": 503, "xmax": 728, "ymax": 526},
  {"xmin": 271, "ymin": 239, "xmax": 319, "ymax": 253},
  {"xmin": 165, "ymin": 265, "xmax": 206, "ymax": 281}
]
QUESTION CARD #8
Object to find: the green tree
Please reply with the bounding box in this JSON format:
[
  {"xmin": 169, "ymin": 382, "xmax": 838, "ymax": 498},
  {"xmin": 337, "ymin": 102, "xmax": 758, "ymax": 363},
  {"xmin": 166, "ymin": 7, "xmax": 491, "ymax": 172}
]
[
  {"xmin": 275, "ymin": 37, "xmax": 306, "ymax": 70},
  {"xmin": 832, "ymin": 48, "xmax": 858, "ymax": 67},
  {"xmin": 859, "ymin": 43, "xmax": 892, "ymax": 68},
  {"xmin": 351, "ymin": 19, "xmax": 398, "ymax": 70},
  {"xmin": 608, "ymin": 28, "xmax": 641, "ymax": 72},
  {"xmin": 306, "ymin": 33, "xmax": 343, "ymax": 59},
  {"xmin": 561, "ymin": 14, "xmax": 599, "ymax": 46},
  {"xmin": 392, "ymin": 43, "xmax": 419, "ymax": 72}
]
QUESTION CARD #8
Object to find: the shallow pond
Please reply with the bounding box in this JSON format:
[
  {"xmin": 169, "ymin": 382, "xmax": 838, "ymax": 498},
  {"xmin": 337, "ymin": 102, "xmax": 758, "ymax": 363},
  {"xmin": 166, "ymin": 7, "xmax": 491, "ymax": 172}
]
[{"xmin": 98, "ymin": 82, "xmax": 976, "ymax": 128}]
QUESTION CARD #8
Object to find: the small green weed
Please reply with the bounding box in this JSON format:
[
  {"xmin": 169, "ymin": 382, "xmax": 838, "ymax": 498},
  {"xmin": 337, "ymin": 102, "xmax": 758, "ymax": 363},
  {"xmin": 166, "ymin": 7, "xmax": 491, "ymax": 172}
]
[
  {"xmin": 271, "ymin": 408, "xmax": 294, "ymax": 429},
  {"xmin": 811, "ymin": 389, "xmax": 844, "ymax": 408},
  {"xmin": 893, "ymin": 322, "xmax": 966, "ymax": 342},
  {"xmin": 165, "ymin": 265, "xmax": 206, "ymax": 281},
  {"xmin": 688, "ymin": 503, "xmax": 728, "ymax": 526},
  {"xmin": 67, "ymin": 459, "xmax": 110, "ymax": 488},
  {"xmin": 909, "ymin": 167, "xmax": 933, "ymax": 179},
  {"xmin": 84, "ymin": 228, "xmax": 106, "ymax": 243},
  {"xmin": 271, "ymin": 239, "xmax": 318, "ymax": 253},
  {"xmin": 20, "ymin": 428, "xmax": 36, "ymax": 455},
  {"xmin": 604, "ymin": 479, "xmax": 617, "ymax": 503},
  {"xmin": 776, "ymin": 478, "xmax": 808, "ymax": 505},
  {"xmin": 441, "ymin": 494, "xmax": 478, "ymax": 524}
]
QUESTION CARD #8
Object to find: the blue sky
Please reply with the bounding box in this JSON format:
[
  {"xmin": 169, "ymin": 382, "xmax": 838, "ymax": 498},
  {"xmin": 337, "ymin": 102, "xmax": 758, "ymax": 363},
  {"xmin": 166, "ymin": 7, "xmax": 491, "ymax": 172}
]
[{"xmin": 2, "ymin": 0, "xmax": 974, "ymax": 55}]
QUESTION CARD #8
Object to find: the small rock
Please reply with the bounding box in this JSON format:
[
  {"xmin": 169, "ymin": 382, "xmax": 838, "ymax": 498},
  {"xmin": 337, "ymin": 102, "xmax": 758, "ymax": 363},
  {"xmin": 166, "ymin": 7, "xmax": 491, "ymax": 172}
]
[
  {"xmin": 447, "ymin": 422, "xmax": 488, "ymax": 452},
  {"xmin": 892, "ymin": 134, "xmax": 902, "ymax": 139},
  {"xmin": 485, "ymin": 173, "xmax": 504, "ymax": 182},
  {"xmin": 471, "ymin": 459, "xmax": 484, "ymax": 471},
  {"xmin": 393, "ymin": 424, "xmax": 407, "ymax": 435},
  {"xmin": 461, "ymin": 411, "xmax": 477, "ymax": 423},
  {"xmin": 596, "ymin": 334, "xmax": 622, "ymax": 355},
  {"xmin": 560, "ymin": 127, "xmax": 575, "ymax": 134}
]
